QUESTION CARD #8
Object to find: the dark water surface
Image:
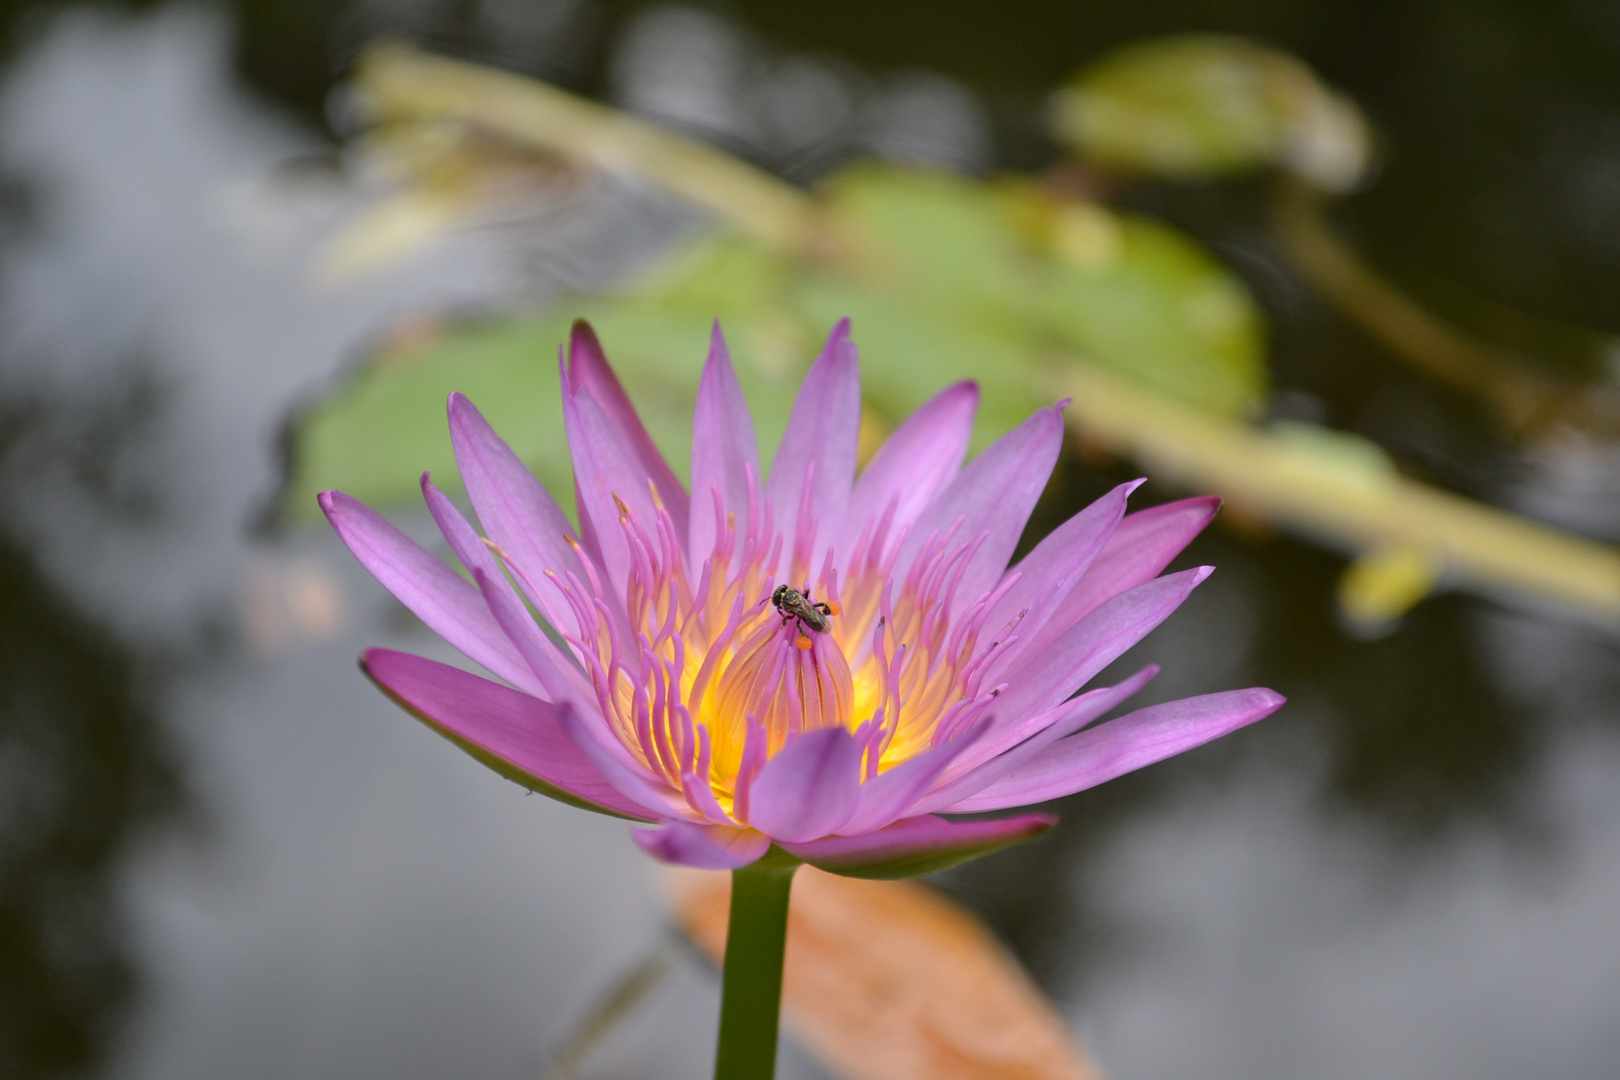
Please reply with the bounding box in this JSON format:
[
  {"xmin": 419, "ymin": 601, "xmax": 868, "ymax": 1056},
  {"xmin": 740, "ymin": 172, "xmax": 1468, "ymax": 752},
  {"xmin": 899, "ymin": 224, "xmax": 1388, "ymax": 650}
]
[{"xmin": 1, "ymin": 3, "xmax": 1618, "ymax": 1079}]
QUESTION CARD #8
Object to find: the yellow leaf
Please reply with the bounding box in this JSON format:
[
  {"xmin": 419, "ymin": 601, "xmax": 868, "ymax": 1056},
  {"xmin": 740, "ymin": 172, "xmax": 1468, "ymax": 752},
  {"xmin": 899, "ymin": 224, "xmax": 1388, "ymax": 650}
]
[{"xmin": 1338, "ymin": 545, "xmax": 1443, "ymax": 632}]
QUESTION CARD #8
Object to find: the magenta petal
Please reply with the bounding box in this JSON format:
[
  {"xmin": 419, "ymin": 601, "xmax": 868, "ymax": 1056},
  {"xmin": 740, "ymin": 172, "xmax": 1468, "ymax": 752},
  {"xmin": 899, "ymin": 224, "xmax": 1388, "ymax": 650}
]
[
  {"xmin": 895, "ymin": 404, "xmax": 1064, "ymax": 610},
  {"xmin": 420, "ymin": 475, "xmax": 593, "ymax": 704},
  {"xmin": 780, "ymin": 813, "xmax": 1055, "ymax": 880},
  {"xmin": 913, "ymin": 665, "xmax": 1160, "ymax": 814},
  {"xmin": 837, "ymin": 736, "xmax": 976, "ymax": 836},
  {"xmin": 551, "ymin": 696, "xmax": 687, "ymax": 819},
  {"xmin": 470, "ymin": 565, "xmax": 589, "ymax": 710},
  {"xmin": 362, "ymin": 649, "xmax": 657, "ymax": 821},
  {"xmin": 993, "ymin": 565, "xmax": 1212, "ymax": 722},
  {"xmin": 689, "ymin": 322, "xmax": 761, "ymax": 566},
  {"xmin": 566, "ymin": 321, "xmax": 689, "ymax": 539},
  {"xmin": 945, "ymin": 688, "xmax": 1286, "ymax": 813},
  {"xmin": 562, "ymin": 380, "xmax": 660, "ymax": 599},
  {"xmin": 631, "ymin": 821, "xmax": 770, "ymax": 870},
  {"xmin": 766, "ymin": 318, "xmax": 860, "ymax": 576},
  {"xmin": 319, "ymin": 491, "xmax": 538, "ymax": 695},
  {"xmin": 985, "ymin": 480, "xmax": 1141, "ymax": 652},
  {"xmin": 846, "ymin": 381, "xmax": 977, "ymax": 558},
  {"xmin": 744, "ymin": 726, "xmax": 862, "ymax": 842},
  {"xmin": 1050, "ymin": 496, "xmax": 1221, "ymax": 643},
  {"xmin": 446, "ymin": 393, "xmax": 582, "ymax": 634}
]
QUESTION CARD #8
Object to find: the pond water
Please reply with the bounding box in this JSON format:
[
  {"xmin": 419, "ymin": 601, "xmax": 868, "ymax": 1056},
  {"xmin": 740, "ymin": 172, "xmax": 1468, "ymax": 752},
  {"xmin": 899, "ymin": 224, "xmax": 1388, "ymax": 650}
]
[{"xmin": 2, "ymin": 4, "xmax": 1618, "ymax": 1080}]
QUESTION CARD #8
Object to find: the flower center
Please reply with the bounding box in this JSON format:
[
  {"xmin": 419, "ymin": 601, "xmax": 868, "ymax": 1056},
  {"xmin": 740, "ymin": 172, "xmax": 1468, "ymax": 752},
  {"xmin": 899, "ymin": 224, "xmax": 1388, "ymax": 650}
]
[
  {"xmin": 540, "ymin": 475, "xmax": 1017, "ymax": 821},
  {"xmin": 702, "ymin": 610, "xmax": 855, "ymax": 792}
]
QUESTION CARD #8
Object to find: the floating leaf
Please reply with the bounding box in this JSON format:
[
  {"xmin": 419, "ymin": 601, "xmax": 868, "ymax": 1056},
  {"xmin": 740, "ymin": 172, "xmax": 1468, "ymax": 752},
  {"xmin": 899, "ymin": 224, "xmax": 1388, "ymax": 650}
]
[
  {"xmin": 668, "ymin": 867, "xmax": 1107, "ymax": 1080},
  {"xmin": 1052, "ymin": 35, "xmax": 1370, "ymax": 192},
  {"xmin": 1031, "ymin": 199, "xmax": 1269, "ymax": 416},
  {"xmin": 285, "ymin": 238, "xmax": 811, "ymax": 518}
]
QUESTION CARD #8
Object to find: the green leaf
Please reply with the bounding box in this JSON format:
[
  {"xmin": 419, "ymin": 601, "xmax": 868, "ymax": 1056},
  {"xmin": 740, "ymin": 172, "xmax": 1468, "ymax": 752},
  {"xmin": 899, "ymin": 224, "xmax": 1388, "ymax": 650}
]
[
  {"xmin": 285, "ymin": 163, "xmax": 1271, "ymax": 519},
  {"xmin": 1035, "ymin": 205, "xmax": 1269, "ymax": 416},
  {"xmin": 1052, "ymin": 35, "xmax": 1295, "ymax": 177},
  {"xmin": 284, "ymin": 237, "xmax": 812, "ymax": 519},
  {"xmin": 1051, "ymin": 34, "xmax": 1371, "ymax": 190}
]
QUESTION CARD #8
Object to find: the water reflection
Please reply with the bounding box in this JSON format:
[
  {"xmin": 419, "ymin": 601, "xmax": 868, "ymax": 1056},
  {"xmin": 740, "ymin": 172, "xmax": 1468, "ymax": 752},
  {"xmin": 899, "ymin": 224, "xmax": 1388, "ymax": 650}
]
[
  {"xmin": 0, "ymin": 530, "xmax": 186, "ymax": 1078},
  {"xmin": 0, "ymin": 3, "xmax": 1618, "ymax": 1080}
]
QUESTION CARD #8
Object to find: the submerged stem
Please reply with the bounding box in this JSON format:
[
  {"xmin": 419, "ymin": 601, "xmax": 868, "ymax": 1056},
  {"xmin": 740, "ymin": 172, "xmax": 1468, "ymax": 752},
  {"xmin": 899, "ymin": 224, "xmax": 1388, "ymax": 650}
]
[{"xmin": 713, "ymin": 852, "xmax": 800, "ymax": 1080}]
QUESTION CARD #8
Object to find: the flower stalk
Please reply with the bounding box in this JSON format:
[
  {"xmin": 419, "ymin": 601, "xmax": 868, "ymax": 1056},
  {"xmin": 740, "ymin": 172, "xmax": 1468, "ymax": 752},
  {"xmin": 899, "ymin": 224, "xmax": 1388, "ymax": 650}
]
[{"xmin": 714, "ymin": 852, "xmax": 800, "ymax": 1080}]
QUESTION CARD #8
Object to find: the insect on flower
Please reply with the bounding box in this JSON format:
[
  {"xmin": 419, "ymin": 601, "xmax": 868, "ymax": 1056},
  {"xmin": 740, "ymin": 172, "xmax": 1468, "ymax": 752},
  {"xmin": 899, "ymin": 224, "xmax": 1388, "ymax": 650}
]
[
  {"xmin": 320, "ymin": 317, "xmax": 1284, "ymax": 877},
  {"xmin": 768, "ymin": 584, "xmax": 839, "ymax": 648}
]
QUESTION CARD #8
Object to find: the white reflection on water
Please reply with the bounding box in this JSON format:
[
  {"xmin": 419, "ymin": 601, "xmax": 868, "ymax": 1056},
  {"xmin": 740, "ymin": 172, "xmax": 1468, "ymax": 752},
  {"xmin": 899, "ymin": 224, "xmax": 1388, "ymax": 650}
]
[
  {"xmin": 1073, "ymin": 729, "xmax": 1620, "ymax": 1080},
  {"xmin": 0, "ymin": 7, "xmax": 746, "ymax": 1080}
]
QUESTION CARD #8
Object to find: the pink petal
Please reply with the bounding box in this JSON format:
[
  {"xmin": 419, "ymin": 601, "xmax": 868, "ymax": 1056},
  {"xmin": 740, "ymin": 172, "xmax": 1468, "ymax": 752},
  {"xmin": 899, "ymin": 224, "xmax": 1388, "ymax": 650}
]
[
  {"xmin": 562, "ymin": 375, "xmax": 662, "ymax": 600},
  {"xmin": 894, "ymin": 404, "xmax": 1065, "ymax": 611},
  {"xmin": 446, "ymin": 393, "xmax": 583, "ymax": 635},
  {"xmin": 984, "ymin": 479, "xmax": 1141, "ymax": 653},
  {"xmin": 780, "ymin": 813, "xmax": 1055, "ymax": 880},
  {"xmin": 631, "ymin": 821, "xmax": 770, "ymax": 870},
  {"xmin": 837, "ymin": 733, "xmax": 980, "ymax": 836},
  {"xmin": 420, "ymin": 474, "xmax": 593, "ymax": 705},
  {"xmin": 552, "ymin": 696, "xmax": 689, "ymax": 820},
  {"xmin": 566, "ymin": 321, "xmax": 689, "ymax": 540},
  {"xmin": 689, "ymin": 322, "xmax": 761, "ymax": 566},
  {"xmin": 944, "ymin": 688, "xmax": 1286, "ymax": 812},
  {"xmin": 912, "ymin": 665, "xmax": 1159, "ymax": 814},
  {"xmin": 319, "ymin": 491, "xmax": 538, "ymax": 695},
  {"xmin": 744, "ymin": 726, "xmax": 863, "ymax": 842},
  {"xmin": 845, "ymin": 381, "xmax": 978, "ymax": 561},
  {"xmin": 992, "ymin": 565, "xmax": 1212, "ymax": 723},
  {"xmin": 470, "ymin": 567, "xmax": 656, "ymax": 785},
  {"xmin": 361, "ymin": 648, "xmax": 656, "ymax": 821},
  {"xmin": 1046, "ymin": 496, "xmax": 1221, "ymax": 647},
  {"xmin": 766, "ymin": 319, "xmax": 860, "ymax": 578}
]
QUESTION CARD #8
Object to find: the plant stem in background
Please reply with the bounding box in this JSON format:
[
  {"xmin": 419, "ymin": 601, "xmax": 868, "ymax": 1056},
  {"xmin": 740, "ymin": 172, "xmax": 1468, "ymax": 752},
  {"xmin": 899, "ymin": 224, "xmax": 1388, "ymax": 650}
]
[
  {"xmin": 1272, "ymin": 177, "xmax": 1620, "ymax": 441},
  {"xmin": 354, "ymin": 42, "xmax": 813, "ymax": 250},
  {"xmin": 714, "ymin": 855, "xmax": 800, "ymax": 1080}
]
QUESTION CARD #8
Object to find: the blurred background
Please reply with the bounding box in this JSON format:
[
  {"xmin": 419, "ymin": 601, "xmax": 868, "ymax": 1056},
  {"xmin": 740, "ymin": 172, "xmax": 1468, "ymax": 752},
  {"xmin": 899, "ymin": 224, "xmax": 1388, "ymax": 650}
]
[{"xmin": 3, "ymin": 2, "xmax": 1620, "ymax": 1078}]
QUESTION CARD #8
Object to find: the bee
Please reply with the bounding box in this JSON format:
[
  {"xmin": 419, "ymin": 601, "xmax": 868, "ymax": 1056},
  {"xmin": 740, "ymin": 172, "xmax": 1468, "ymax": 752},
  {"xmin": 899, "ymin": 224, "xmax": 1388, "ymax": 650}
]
[{"xmin": 769, "ymin": 584, "xmax": 840, "ymax": 649}]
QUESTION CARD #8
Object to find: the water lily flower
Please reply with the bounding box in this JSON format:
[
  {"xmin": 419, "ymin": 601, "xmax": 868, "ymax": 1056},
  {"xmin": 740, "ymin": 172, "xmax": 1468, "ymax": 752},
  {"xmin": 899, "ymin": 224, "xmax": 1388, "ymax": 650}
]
[
  {"xmin": 322, "ymin": 319, "xmax": 1283, "ymax": 878},
  {"xmin": 323, "ymin": 318, "xmax": 1285, "ymax": 1079}
]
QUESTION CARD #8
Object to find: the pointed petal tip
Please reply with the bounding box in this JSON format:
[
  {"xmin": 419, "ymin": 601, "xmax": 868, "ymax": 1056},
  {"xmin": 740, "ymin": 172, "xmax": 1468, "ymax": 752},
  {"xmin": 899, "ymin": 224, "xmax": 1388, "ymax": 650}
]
[
  {"xmin": 939, "ymin": 380, "xmax": 980, "ymax": 409},
  {"xmin": 568, "ymin": 317, "xmax": 603, "ymax": 355},
  {"xmin": 705, "ymin": 320, "xmax": 732, "ymax": 364},
  {"xmin": 445, "ymin": 390, "xmax": 484, "ymax": 430},
  {"xmin": 817, "ymin": 316, "xmax": 857, "ymax": 367}
]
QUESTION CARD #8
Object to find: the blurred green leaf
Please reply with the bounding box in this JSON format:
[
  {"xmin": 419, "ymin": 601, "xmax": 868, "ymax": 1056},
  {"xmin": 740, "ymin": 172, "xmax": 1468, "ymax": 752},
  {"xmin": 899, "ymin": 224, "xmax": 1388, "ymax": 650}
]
[
  {"xmin": 1052, "ymin": 34, "xmax": 1370, "ymax": 191},
  {"xmin": 1036, "ymin": 205, "xmax": 1269, "ymax": 416},
  {"xmin": 285, "ymin": 164, "xmax": 1269, "ymax": 518}
]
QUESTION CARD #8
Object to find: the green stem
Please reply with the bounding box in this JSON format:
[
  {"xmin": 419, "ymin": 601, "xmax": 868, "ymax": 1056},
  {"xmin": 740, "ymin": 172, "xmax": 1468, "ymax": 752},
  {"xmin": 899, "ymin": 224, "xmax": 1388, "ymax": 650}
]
[{"xmin": 713, "ymin": 852, "xmax": 800, "ymax": 1080}]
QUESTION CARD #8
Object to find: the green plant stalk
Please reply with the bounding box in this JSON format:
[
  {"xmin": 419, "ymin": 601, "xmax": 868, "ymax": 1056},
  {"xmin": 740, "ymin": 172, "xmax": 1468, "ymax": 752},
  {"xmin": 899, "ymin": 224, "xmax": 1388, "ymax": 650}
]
[{"xmin": 713, "ymin": 853, "xmax": 800, "ymax": 1080}]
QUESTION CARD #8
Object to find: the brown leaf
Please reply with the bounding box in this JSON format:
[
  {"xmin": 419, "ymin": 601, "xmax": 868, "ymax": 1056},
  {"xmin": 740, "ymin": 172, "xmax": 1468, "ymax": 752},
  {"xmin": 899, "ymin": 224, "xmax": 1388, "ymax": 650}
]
[{"xmin": 666, "ymin": 867, "xmax": 1107, "ymax": 1080}]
